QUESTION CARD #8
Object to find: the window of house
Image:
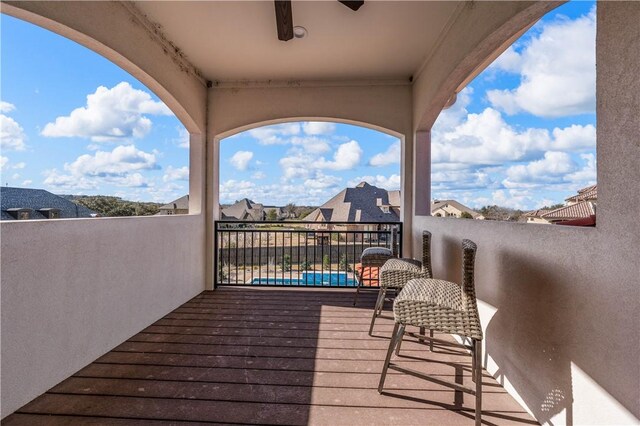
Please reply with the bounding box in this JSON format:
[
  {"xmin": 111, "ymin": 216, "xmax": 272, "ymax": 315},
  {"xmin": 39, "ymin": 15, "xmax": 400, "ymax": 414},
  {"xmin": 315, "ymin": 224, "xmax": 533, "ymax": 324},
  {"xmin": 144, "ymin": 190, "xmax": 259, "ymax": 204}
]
[{"xmin": 430, "ymin": 1, "xmax": 596, "ymax": 226}]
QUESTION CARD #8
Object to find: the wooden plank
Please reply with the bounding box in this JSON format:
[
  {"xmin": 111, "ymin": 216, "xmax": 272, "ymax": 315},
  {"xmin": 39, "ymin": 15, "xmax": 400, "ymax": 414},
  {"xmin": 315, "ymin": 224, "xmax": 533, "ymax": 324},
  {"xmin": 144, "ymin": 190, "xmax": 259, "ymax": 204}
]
[{"xmin": 3, "ymin": 287, "xmax": 538, "ymax": 426}]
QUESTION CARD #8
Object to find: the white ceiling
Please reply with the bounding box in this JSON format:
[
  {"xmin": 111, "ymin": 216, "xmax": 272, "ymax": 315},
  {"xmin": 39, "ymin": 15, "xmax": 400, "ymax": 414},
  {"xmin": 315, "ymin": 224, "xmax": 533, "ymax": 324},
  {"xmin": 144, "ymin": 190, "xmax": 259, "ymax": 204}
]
[{"xmin": 134, "ymin": 1, "xmax": 463, "ymax": 82}]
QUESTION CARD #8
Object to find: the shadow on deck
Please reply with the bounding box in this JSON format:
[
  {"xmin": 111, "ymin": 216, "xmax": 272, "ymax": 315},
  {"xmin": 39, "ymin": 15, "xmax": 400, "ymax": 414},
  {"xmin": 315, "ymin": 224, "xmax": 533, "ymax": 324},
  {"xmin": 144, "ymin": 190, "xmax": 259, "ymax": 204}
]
[{"xmin": 3, "ymin": 287, "xmax": 538, "ymax": 425}]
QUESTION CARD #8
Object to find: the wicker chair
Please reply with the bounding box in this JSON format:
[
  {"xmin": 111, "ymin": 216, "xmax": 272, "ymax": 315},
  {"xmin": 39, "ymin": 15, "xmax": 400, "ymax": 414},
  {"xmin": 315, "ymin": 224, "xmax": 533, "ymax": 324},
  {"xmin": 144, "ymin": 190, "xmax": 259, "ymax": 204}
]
[
  {"xmin": 368, "ymin": 230, "xmax": 433, "ymax": 335},
  {"xmin": 378, "ymin": 239, "xmax": 483, "ymax": 425},
  {"xmin": 352, "ymin": 228, "xmax": 399, "ymax": 306}
]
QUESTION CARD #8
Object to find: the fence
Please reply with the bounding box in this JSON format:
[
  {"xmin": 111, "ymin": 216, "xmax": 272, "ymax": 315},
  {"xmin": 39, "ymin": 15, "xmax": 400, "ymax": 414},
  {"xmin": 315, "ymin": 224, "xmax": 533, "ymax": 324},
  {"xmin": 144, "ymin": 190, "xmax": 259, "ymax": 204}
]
[{"xmin": 214, "ymin": 220, "xmax": 402, "ymax": 287}]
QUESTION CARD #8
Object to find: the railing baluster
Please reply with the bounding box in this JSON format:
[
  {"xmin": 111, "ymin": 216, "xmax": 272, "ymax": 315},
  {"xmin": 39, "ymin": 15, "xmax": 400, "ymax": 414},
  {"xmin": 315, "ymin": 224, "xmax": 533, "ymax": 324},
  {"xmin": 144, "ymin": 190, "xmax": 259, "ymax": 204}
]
[{"xmin": 213, "ymin": 221, "xmax": 402, "ymax": 288}]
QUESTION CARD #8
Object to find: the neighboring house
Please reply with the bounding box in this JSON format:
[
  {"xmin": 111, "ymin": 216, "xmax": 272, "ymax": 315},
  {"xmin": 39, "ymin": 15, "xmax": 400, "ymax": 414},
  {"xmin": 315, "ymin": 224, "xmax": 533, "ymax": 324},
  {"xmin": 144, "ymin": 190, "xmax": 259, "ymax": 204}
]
[
  {"xmin": 524, "ymin": 185, "xmax": 597, "ymax": 225},
  {"xmin": 303, "ymin": 182, "xmax": 400, "ymax": 242},
  {"xmin": 431, "ymin": 199, "xmax": 484, "ymax": 219},
  {"xmin": 221, "ymin": 198, "xmax": 288, "ymax": 221},
  {"xmin": 0, "ymin": 186, "xmax": 98, "ymax": 220},
  {"xmin": 157, "ymin": 195, "xmax": 189, "ymax": 215}
]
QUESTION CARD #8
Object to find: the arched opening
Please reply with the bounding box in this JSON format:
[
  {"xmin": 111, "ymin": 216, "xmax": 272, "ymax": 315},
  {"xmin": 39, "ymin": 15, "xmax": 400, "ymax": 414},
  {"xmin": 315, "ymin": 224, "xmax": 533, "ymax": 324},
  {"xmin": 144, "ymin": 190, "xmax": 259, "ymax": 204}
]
[
  {"xmin": 0, "ymin": 13, "xmax": 194, "ymax": 218},
  {"xmin": 215, "ymin": 119, "xmax": 402, "ymax": 287},
  {"xmin": 428, "ymin": 1, "xmax": 596, "ymax": 227}
]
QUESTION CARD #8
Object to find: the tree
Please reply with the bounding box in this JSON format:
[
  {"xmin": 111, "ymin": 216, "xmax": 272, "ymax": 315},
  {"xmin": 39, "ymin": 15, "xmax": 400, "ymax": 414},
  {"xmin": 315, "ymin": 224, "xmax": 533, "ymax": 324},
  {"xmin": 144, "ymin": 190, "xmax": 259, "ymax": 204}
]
[
  {"xmin": 300, "ymin": 260, "xmax": 312, "ymax": 271},
  {"xmin": 322, "ymin": 254, "xmax": 331, "ymax": 269},
  {"xmin": 284, "ymin": 203, "xmax": 296, "ymax": 218},
  {"xmin": 338, "ymin": 255, "xmax": 352, "ymax": 272},
  {"xmin": 266, "ymin": 209, "xmax": 278, "ymax": 221},
  {"xmin": 281, "ymin": 254, "xmax": 291, "ymax": 272},
  {"xmin": 460, "ymin": 211, "xmax": 474, "ymax": 219}
]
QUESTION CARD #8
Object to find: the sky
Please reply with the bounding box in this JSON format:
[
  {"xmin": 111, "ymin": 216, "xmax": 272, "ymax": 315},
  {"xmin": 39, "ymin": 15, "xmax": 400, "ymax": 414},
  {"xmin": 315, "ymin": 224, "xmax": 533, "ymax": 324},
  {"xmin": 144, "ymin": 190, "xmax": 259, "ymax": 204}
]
[{"xmin": 1, "ymin": 1, "xmax": 595, "ymax": 210}]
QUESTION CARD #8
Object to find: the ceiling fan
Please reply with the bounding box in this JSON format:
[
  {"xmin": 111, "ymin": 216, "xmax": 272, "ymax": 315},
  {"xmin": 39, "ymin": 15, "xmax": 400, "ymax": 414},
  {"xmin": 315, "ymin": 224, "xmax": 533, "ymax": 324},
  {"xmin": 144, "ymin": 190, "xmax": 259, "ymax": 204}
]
[{"xmin": 274, "ymin": 1, "xmax": 364, "ymax": 41}]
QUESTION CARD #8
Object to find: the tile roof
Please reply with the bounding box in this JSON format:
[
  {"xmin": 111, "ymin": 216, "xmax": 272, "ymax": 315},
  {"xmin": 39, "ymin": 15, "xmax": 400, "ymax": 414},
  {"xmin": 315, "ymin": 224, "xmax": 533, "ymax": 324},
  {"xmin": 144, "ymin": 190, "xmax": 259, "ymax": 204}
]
[
  {"xmin": 0, "ymin": 187, "xmax": 97, "ymax": 220},
  {"xmin": 565, "ymin": 185, "xmax": 597, "ymax": 203},
  {"xmin": 523, "ymin": 208, "xmax": 552, "ymax": 218},
  {"xmin": 541, "ymin": 201, "xmax": 595, "ymax": 220}
]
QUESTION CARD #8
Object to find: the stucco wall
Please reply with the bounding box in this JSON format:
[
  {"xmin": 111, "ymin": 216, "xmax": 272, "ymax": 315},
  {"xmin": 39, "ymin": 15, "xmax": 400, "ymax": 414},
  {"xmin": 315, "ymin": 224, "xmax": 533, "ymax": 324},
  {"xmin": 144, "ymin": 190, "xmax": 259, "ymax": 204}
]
[
  {"xmin": 412, "ymin": 2, "xmax": 640, "ymax": 423},
  {"xmin": 0, "ymin": 215, "xmax": 206, "ymax": 418}
]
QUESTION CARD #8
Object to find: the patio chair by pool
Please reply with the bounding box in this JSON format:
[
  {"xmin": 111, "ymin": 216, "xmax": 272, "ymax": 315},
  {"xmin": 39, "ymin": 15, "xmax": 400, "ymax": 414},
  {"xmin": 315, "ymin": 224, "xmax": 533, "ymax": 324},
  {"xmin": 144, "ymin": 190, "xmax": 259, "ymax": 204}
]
[
  {"xmin": 378, "ymin": 239, "xmax": 483, "ymax": 425},
  {"xmin": 352, "ymin": 228, "xmax": 399, "ymax": 306},
  {"xmin": 368, "ymin": 230, "xmax": 433, "ymax": 335}
]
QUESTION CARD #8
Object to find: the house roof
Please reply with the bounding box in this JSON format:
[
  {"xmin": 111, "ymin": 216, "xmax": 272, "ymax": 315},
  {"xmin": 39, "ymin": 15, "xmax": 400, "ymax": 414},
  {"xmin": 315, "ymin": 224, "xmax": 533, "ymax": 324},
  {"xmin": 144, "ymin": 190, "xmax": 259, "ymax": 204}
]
[
  {"xmin": 565, "ymin": 185, "xmax": 597, "ymax": 203},
  {"xmin": 159, "ymin": 195, "xmax": 189, "ymax": 210},
  {"xmin": 431, "ymin": 199, "xmax": 482, "ymax": 219},
  {"xmin": 221, "ymin": 198, "xmax": 264, "ymax": 221},
  {"xmin": 304, "ymin": 182, "xmax": 400, "ymax": 223},
  {"xmin": 541, "ymin": 201, "xmax": 596, "ymax": 220},
  {"xmin": 523, "ymin": 208, "xmax": 553, "ymax": 218},
  {"xmin": 0, "ymin": 187, "xmax": 97, "ymax": 220}
]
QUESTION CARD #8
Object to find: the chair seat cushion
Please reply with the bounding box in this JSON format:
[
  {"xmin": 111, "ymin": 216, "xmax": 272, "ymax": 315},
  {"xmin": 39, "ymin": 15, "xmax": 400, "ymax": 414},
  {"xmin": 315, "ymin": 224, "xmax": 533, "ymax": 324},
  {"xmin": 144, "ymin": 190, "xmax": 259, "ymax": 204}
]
[
  {"xmin": 360, "ymin": 247, "xmax": 393, "ymax": 266},
  {"xmin": 393, "ymin": 278, "xmax": 482, "ymax": 340},
  {"xmin": 396, "ymin": 278, "xmax": 462, "ymax": 310},
  {"xmin": 381, "ymin": 258, "xmax": 422, "ymax": 273}
]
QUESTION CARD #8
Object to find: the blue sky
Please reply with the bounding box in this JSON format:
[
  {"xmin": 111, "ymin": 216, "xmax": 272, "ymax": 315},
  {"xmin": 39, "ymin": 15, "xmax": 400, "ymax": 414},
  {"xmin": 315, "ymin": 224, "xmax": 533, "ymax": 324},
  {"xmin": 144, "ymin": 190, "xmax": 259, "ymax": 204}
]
[{"xmin": 1, "ymin": 2, "xmax": 595, "ymax": 209}]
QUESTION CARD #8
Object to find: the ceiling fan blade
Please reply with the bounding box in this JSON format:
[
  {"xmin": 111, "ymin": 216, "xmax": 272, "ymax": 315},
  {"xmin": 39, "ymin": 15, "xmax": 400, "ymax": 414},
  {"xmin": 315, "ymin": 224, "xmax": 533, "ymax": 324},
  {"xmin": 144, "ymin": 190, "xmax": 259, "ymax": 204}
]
[
  {"xmin": 274, "ymin": 0, "xmax": 294, "ymax": 41},
  {"xmin": 339, "ymin": 1, "xmax": 364, "ymax": 11}
]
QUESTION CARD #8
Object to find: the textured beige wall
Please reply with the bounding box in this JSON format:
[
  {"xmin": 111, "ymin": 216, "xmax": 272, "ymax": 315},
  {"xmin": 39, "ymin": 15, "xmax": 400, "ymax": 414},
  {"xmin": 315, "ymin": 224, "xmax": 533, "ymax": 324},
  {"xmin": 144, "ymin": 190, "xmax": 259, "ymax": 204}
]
[
  {"xmin": 0, "ymin": 216, "xmax": 206, "ymax": 418},
  {"xmin": 412, "ymin": 2, "xmax": 640, "ymax": 423}
]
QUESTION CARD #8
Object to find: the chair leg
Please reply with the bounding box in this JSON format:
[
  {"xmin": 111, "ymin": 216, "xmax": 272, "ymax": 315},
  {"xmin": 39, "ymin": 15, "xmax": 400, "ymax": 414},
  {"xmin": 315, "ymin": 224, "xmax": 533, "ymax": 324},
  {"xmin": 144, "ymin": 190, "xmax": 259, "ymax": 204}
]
[
  {"xmin": 395, "ymin": 328, "xmax": 404, "ymax": 355},
  {"xmin": 378, "ymin": 323, "xmax": 404, "ymax": 393},
  {"xmin": 474, "ymin": 339, "xmax": 482, "ymax": 426},
  {"xmin": 368, "ymin": 287, "xmax": 386, "ymax": 336},
  {"xmin": 353, "ymin": 272, "xmax": 362, "ymax": 306},
  {"xmin": 429, "ymin": 329, "xmax": 434, "ymax": 351}
]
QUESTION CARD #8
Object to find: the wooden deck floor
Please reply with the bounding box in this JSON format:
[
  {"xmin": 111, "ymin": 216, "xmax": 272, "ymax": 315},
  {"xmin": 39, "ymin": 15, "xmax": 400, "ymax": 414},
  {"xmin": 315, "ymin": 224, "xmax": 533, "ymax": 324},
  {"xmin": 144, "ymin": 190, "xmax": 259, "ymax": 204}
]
[{"xmin": 4, "ymin": 287, "xmax": 538, "ymax": 425}]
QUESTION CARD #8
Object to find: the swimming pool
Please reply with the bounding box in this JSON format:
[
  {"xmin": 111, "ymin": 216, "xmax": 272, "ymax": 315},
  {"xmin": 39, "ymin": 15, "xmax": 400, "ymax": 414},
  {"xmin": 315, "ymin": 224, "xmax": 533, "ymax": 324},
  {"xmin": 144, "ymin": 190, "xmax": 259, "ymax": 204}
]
[{"xmin": 251, "ymin": 271, "xmax": 357, "ymax": 287}]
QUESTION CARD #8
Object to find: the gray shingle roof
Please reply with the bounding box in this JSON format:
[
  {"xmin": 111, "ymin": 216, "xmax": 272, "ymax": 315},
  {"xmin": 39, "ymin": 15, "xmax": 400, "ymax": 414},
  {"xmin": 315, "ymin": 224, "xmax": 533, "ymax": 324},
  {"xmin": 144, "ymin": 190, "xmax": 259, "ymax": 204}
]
[
  {"xmin": 0, "ymin": 187, "xmax": 97, "ymax": 220},
  {"xmin": 159, "ymin": 195, "xmax": 189, "ymax": 210},
  {"xmin": 304, "ymin": 182, "xmax": 400, "ymax": 223}
]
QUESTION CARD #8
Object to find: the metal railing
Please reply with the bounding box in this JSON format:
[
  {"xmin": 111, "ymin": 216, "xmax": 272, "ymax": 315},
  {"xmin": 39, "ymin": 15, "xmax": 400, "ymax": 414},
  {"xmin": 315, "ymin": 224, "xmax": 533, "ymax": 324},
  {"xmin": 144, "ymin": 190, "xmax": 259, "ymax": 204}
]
[{"xmin": 214, "ymin": 220, "xmax": 402, "ymax": 287}]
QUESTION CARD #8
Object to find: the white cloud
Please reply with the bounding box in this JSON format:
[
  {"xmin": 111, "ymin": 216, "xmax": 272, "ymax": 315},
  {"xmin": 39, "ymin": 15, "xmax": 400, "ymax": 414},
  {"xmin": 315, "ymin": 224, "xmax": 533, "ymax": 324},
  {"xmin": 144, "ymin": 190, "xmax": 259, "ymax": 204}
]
[
  {"xmin": 349, "ymin": 174, "xmax": 401, "ymax": 190},
  {"xmin": 41, "ymin": 82, "xmax": 172, "ymax": 142},
  {"xmin": 22, "ymin": 180, "xmax": 32, "ymax": 186},
  {"xmin": 1, "ymin": 114, "xmax": 27, "ymax": 151},
  {"xmin": 290, "ymin": 136, "xmax": 331, "ymax": 154},
  {"xmin": 303, "ymin": 122, "xmax": 336, "ymax": 136},
  {"xmin": 303, "ymin": 173, "xmax": 341, "ymax": 190},
  {"xmin": 369, "ymin": 141, "xmax": 401, "ymax": 166},
  {"xmin": 248, "ymin": 123, "xmax": 300, "ymax": 145},
  {"xmin": 566, "ymin": 153, "xmax": 596, "ymax": 184},
  {"xmin": 163, "ymin": 165, "xmax": 189, "ymax": 182},
  {"xmin": 488, "ymin": 46, "xmax": 522, "ymax": 74},
  {"xmin": 174, "ymin": 127, "xmax": 189, "ymax": 148},
  {"xmin": 0, "ymin": 101, "xmax": 16, "ymax": 113},
  {"xmin": 252, "ymin": 171, "xmax": 266, "ymax": 180},
  {"xmin": 43, "ymin": 145, "xmax": 158, "ymax": 190},
  {"xmin": 314, "ymin": 140, "xmax": 362, "ymax": 170},
  {"xmin": 432, "ymin": 107, "xmax": 595, "ymax": 166},
  {"xmin": 0, "ymin": 156, "xmax": 8, "ymax": 171},
  {"xmin": 505, "ymin": 151, "xmax": 577, "ymax": 184},
  {"xmin": 229, "ymin": 150, "xmax": 253, "ymax": 171},
  {"xmin": 66, "ymin": 145, "xmax": 158, "ymax": 177},
  {"xmin": 279, "ymin": 151, "xmax": 315, "ymax": 180},
  {"xmin": 487, "ymin": 8, "xmax": 596, "ymax": 117},
  {"xmin": 219, "ymin": 177, "xmax": 341, "ymax": 207}
]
